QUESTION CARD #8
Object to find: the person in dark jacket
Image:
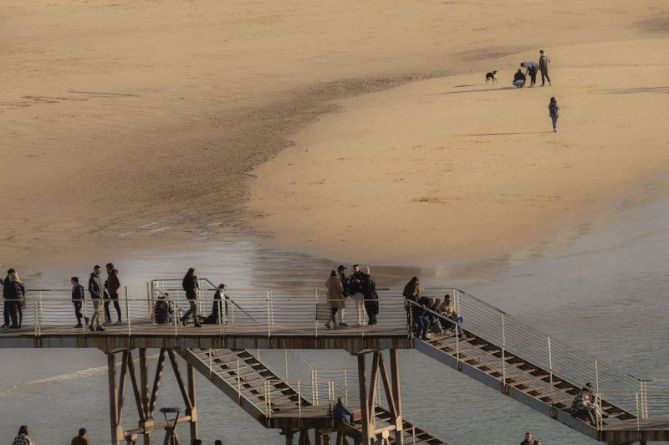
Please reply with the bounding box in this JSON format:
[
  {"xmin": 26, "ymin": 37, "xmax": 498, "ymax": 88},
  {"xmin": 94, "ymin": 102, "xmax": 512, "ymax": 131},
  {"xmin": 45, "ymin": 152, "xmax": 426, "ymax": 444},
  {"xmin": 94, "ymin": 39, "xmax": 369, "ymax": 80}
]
[
  {"xmin": 154, "ymin": 293, "xmax": 173, "ymax": 324},
  {"xmin": 549, "ymin": 97, "xmax": 559, "ymax": 132},
  {"xmin": 88, "ymin": 265, "xmax": 104, "ymax": 332},
  {"xmin": 1, "ymin": 268, "xmax": 13, "ymax": 328},
  {"xmin": 349, "ymin": 264, "xmax": 368, "ymax": 326},
  {"xmin": 104, "ymin": 263, "xmax": 122, "ymax": 325},
  {"xmin": 71, "ymin": 427, "xmax": 89, "ymax": 445},
  {"xmin": 71, "ymin": 277, "xmax": 86, "ymax": 328},
  {"xmin": 181, "ymin": 268, "xmax": 201, "ymax": 327},
  {"xmin": 521, "ymin": 61, "xmax": 539, "ymax": 87},
  {"xmin": 5, "ymin": 270, "xmax": 25, "ymax": 329},
  {"xmin": 415, "ymin": 296, "xmax": 433, "ymax": 340},
  {"xmin": 513, "ymin": 69, "xmax": 527, "ymax": 88},
  {"xmin": 203, "ymin": 283, "xmax": 227, "ymax": 324},
  {"xmin": 334, "ymin": 397, "xmax": 353, "ymax": 423},
  {"xmin": 520, "ymin": 432, "xmax": 533, "ymax": 445},
  {"xmin": 539, "ymin": 49, "xmax": 551, "ymax": 86},
  {"xmin": 362, "ymin": 267, "xmax": 379, "ymax": 325}
]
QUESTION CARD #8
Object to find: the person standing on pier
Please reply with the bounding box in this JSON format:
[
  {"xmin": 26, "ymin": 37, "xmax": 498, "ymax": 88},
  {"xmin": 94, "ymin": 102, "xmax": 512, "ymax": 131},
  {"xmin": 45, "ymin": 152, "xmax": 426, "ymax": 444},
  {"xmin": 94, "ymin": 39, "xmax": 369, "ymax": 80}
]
[
  {"xmin": 363, "ymin": 267, "xmax": 379, "ymax": 326},
  {"xmin": 71, "ymin": 428, "xmax": 89, "ymax": 445},
  {"xmin": 181, "ymin": 267, "xmax": 201, "ymax": 327},
  {"xmin": 325, "ymin": 270, "xmax": 346, "ymax": 329},
  {"xmin": 348, "ymin": 264, "xmax": 368, "ymax": 327},
  {"xmin": 104, "ymin": 263, "xmax": 122, "ymax": 326},
  {"xmin": 5, "ymin": 270, "xmax": 25, "ymax": 329},
  {"xmin": 88, "ymin": 265, "xmax": 104, "ymax": 332},
  {"xmin": 337, "ymin": 265, "xmax": 349, "ymax": 324},
  {"xmin": 12, "ymin": 425, "xmax": 34, "ymax": 445},
  {"xmin": 71, "ymin": 277, "xmax": 86, "ymax": 328},
  {"xmin": 2, "ymin": 269, "xmax": 14, "ymax": 328}
]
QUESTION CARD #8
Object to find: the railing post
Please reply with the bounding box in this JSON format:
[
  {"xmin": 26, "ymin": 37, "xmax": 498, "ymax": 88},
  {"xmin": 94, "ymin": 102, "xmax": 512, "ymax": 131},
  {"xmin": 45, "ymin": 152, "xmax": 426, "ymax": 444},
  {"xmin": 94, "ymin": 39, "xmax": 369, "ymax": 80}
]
[
  {"xmin": 173, "ymin": 303, "xmax": 179, "ymax": 337},
  {"xmin": 636, "ymin": 392, "xmax": 641, "ymax": 432},
  {"xmin": 501, "ymin": 313, "xmax": 507, "ymax": 388},
  {"xmin": 237, "ymin": 359, "xmax": 242, "ymax": 400},
  {"xmin": 146, "ymin": 282, "xmax": 152, "ymax": 323},
  {"xmin": 412, "ymin": 426, "xmax": 416, "ymax": 445},
  {"xmin": 266, "ymin": 290, "xmax": 271, "ymax": 338},
  {"xmin": 209, "ymin": 348, "xmax": 213, "ymax": 378},
  {"xmin": 284, "ymin": 350, "xmax": 289, "ymax": 379},
  {"xmin": 547, "ymin": 336, "xmax": 554, "ymax": 405},
  {"xmin": 124, "ymin": 287, "xmax": 131, "ymax": 336},
  {"xmin": 344, "ymin": 369, "xmax": 349, "ymax": 407},
  {"xmin": 314, "ymin": 288, "xmax": 319, "ymax": 338},
  {"xmin": 297, "ymin": 380, "xmax": 302, "ymax": 419},
  {"xmin": 37, "ymin": 291, "xmax": 43, "ymax": 334},
  {"xmin": 311, "ymin": 369, "xmax": 316, "ymax": 405},
  {"xmin": 33, "ymin": 302, "xmax": 39, "ymax": 338}
]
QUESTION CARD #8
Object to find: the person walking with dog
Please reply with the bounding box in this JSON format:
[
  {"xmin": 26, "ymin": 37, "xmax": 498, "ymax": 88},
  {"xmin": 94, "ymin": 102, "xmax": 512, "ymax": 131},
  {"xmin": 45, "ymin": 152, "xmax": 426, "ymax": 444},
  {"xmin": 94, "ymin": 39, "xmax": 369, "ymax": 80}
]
[
  {"xmin": 539, "ymin": 50, "xmax": 551, "ymax": 86},
  {"xmin": 549, "ymin": 97, "xmax": 559, "ymax": 132}
]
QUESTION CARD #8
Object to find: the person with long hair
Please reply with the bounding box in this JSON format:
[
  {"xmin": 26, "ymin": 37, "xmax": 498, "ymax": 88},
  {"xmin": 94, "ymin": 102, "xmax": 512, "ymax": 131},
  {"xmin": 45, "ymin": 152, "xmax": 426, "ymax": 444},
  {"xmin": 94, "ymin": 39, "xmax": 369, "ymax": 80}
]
[
  {"xmin": 12, "ymin": 425, "xmax": 34, "ymax": 445},
  {"xmin": 325, "ymin": 270, "xmax": 346, "ymax": 329},
  {"xmin": 549, "ymin": 97, "xmax": 560, "ymax": 133},
  {"xmin": 181, "ymin": 268, "xmax": 201, "ymax": 327},
  {"xmin": 6, "ymin": 270, "xmax": 25, "ymax": 329}
]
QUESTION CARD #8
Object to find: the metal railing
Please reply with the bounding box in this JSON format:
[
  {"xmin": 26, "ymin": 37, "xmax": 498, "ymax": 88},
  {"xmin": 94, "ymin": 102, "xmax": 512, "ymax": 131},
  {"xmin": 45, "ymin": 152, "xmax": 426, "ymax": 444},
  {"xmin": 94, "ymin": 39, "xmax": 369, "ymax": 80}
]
[{"xmin": 406, "ymin": 288, "xmax": 669, "ymax": 426}]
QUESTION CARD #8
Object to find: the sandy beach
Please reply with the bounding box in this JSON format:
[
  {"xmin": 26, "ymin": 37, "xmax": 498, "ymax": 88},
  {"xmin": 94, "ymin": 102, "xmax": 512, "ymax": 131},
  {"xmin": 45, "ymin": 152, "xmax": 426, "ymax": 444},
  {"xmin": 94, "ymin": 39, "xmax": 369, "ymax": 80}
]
[{"xmin": 1, "ymin": 0, "xmax": 668, "ymax": 268}]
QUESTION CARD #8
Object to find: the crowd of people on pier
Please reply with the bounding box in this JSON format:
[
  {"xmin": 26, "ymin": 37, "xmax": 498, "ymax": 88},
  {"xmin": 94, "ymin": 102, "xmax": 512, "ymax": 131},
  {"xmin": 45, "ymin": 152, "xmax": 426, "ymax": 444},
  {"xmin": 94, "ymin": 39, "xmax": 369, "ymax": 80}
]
[{"xmin": 324, "ymin": 264, "xmax": 379, "ymax": 328}]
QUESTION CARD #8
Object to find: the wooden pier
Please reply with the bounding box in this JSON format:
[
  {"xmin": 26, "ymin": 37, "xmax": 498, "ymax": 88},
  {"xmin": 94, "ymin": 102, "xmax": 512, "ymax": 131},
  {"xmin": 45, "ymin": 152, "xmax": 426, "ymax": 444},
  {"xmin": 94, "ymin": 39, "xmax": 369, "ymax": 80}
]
[{"xmin": 1, "ymin": 282, "xmax": 667, "ymax": 445}]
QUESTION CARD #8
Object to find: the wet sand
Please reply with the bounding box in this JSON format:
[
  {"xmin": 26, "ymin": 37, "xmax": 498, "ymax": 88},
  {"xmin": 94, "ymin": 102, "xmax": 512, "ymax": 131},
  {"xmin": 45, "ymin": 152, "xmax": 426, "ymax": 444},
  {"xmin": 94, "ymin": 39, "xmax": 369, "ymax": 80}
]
[{"xmin": 2, "ymin": 0, "xmax": 668, "ymax": 269}]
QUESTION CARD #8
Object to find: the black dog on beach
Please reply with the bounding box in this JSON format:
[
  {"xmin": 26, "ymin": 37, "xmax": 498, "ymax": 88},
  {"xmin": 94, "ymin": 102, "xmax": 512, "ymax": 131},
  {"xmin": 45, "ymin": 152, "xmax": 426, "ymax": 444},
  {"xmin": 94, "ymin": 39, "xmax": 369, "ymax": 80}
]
[{"xmin": 485, "ymin": 70, "xmax": 497, "ymax": 83}]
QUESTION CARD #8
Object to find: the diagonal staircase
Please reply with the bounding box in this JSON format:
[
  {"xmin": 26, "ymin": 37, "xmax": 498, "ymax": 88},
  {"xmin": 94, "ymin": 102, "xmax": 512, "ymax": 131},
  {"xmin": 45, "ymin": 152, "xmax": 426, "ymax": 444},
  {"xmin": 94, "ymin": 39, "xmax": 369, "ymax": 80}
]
[{"xmin": 180, "ymin": 348, "xmax": 453, "ymax": 444}]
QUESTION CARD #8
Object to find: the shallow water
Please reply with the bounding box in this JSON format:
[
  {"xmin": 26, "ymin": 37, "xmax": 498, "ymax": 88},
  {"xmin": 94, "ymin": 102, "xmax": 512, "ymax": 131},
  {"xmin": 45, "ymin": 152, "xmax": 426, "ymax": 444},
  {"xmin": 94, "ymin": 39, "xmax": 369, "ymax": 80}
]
[{"xmin": 2, "ymin": 190, "xmax": 669, "ymax": 444}]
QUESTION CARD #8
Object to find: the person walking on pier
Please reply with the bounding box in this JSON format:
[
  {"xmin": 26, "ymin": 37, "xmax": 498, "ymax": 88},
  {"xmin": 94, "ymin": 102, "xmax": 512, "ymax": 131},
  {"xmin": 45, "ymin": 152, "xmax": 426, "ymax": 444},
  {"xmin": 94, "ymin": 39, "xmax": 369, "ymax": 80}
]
[
  {"xmin": 539, "ymin": 49, "xmax": 551, "ymax": 86},
  {"xmin": 326, "ymin": 270, "xmax": 346, "ymax": 329},
  {"xmin": 548, "ymin": 97, "xmax": 559, "ymax": 133},
  {"xmin": 71, "ymin": 277, "xmax": 86, "ymax": 328},
  {"xmin": 334, "ymin": 397, "xmax": 353, "ymax": 424},
  {"xmin": 71, "ymin": 428, "xmax": 89, "ymax": 445},
  {"xmin": 104, "ymin": 263, "xmax": 122, "ymax": 326},
  {"xmin": 181, "ymin": 267, "xmax": 201, "ymax": 327},
  {"xmin": 12, "ymin": 425, "xmax": 34, "ymax": 445},
  {"xmin": 88, "ymin": 265, "xmax": 104, "ymax": 332},
  {"xmin": 5, "ymin": 270, "xmax": 25, "ymax": 329},
  {"xmin": 349, "ymin": 265, "xmax": 368, "ymax": 327}
]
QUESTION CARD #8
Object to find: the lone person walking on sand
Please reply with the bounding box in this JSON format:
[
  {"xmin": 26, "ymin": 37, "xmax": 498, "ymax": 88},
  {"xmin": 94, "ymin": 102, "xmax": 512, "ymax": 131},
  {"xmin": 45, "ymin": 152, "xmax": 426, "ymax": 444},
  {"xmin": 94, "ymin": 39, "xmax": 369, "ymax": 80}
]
[
  {"xmin": 539, "ymin": 49, "xmax": 551, "ymax": 86},
  {"xmin": 549, "ymin": 97, "xmax": 559, "ymax": 133}
]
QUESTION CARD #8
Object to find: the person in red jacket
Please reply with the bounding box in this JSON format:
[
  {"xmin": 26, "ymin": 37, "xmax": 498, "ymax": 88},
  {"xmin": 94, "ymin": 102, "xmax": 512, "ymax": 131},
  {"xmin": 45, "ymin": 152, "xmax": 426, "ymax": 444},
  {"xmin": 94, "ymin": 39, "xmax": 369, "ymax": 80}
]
[{"xmin": 105, "ymin": 263, "xmax": 122, "ymax": 325}]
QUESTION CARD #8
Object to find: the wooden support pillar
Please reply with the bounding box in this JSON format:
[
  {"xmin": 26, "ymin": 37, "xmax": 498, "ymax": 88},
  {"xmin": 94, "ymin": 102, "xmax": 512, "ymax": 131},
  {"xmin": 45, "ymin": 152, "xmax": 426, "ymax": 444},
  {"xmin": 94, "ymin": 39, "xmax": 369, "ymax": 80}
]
[
  {"xmin": 108, "ymin": 353, "xmax": 121, "ymax": 445},
  {"xmin": 187, "ymin": 363, "xmax": 200, "ymax": 442},
  {"xmin": 389, "ymin": 350, "xmax": 403, "ymax": 445},
  {"xmin": 357, "ymin": 354, "xmax": 370, "ymax": 445},
  {"xmin": 138, "ymin": 348, "xmax": 151, "ymax": 445}
]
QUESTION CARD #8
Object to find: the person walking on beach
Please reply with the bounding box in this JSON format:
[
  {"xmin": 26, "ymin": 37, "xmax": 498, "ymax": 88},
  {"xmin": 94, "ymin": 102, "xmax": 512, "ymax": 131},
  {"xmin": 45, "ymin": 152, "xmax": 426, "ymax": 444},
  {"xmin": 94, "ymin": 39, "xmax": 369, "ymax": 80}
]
[
  {"xmin": 88, "ymin": 265, "xmax": 104, "ymax": 332},
  {"xmin": 71, "ymin": 277, "xmax": 86, "ymax": 328},
  {"xmin": 363, "ymin": 267, "xmax": 379, "ymax": 326},
  {"xmin": 549, "ymin": 97, "xmax": 559, "ymax": 133},
  {"xmin": 539, "ymin": 49, "xmax": 551, "ymax": 86},
  {"xmin": 12, "ymin": 425, "xmax": 34, "ymax": 445},
  {"xmin": 181, "ymin": 267, "xmax": 201, "ymax": 327},
  {"xmin": 325, "ymin": 270, "xmax": 346, "ymax": 329},
  {"xmin": 6, "ymin": 270, "xmax": 25, "ymax": 329},
  {"xmin": 104, "ymin": 263, "xmax": 122, "ymax": 325},
  {"xmin": 349, "ymin": 264, "xmax": 368, "ymax": 327},
  {"xmin": 71, "ymin": 428, "xmax": 89, "ymax": 445},
  {"xmin": 521, "ymin": 61, "xmax": 539, "ymax": 87}
]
